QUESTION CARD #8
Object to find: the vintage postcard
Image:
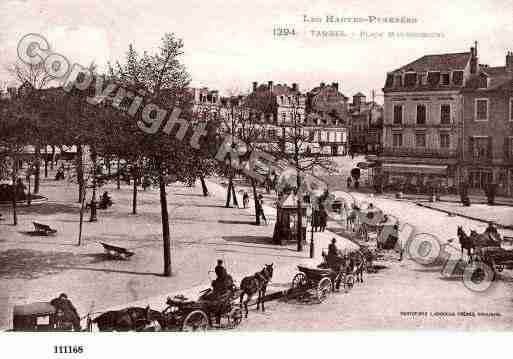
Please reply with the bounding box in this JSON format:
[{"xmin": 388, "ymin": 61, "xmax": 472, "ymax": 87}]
[{"xmin": 1, "ymin": 0, "xmax": 513, "ymax": 354}]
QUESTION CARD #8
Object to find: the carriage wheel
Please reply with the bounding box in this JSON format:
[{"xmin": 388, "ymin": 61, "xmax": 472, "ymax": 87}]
[
  {"xmin": 228, "ymin": 308, "xmax": 243, "ymax": 328},
  {"xmin": 344, "ymin": 274, "xmax": 355, "ymax": 292},
  {"xmin": 291, "ymin": 272, "xmax": 307, "ymax": 289},
  {"xmin": 317, "ymin": 277, "xmax": 332, "ymax": 302},
  {"xmin": 182, "ymin": 310, "xmax": 209, "ymax": 332}
]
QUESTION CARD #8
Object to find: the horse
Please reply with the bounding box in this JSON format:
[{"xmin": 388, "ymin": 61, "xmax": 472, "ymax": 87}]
[
  {"xmin": 457, "ymin": 226, "xmax": 475, "ymax": 259},
  {"xmin": 348, "ymin": 250, "xmax": 366, "ymax": 283},
  {"xmin": 92, "ymin": 306, "xmax": 163, "ymax": 331},
  {"xmin": 469, "ymin": 229, "xmax": 501, "ymax": 249},
  {"xmin": 239, "ymin": 263, "xmax": 274, "ymax": 318}
]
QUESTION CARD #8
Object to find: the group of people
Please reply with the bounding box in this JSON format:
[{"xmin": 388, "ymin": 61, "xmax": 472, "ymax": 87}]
[{"xmin": 311, "ymin": 204, "xmax": 328, "ymax": 232}]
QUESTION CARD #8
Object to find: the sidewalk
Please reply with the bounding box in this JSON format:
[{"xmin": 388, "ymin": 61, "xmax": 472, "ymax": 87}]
[
  {"xmin": 417, "ymin": 201, "xmax": 513, "ymax": 230},
  {"xmin": 0, "ymin": 175, "xmax": 358, "ymax": 330}
]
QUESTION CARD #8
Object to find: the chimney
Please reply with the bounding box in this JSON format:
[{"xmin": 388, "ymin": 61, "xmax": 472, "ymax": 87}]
[
  {"xmin": 332, "ymin": 82, "xmax": 339, "ymax": 91},
  {"xmin": 292, "ymin": 83, "xmax": 298, "ymax": 92},
  {"xmin": 320, "ymin": 82, "xmax": 325, "ymax": 88},
  {"xmin": 470, "ymin": 44, "xmax": 478, "ymax": 74},
  {"xmin": 268, "ymin": 81, "xmax": 273, "ymax": 92},
  {"xmin": 506, "ymin": 51, "xmax": 513, "ymax": 73},
  {"xmin": 252, "ymin": 81, "xmax": 257, "ymax": 92}
]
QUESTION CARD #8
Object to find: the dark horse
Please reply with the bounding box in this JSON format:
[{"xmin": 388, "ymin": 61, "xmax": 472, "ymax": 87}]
[
  {"xmin": 92, "ymin": 306, "xmax": 163, "ymax": 331},
  {"xmin": 457, "ymin": 226, "xmax": 501, "ymax": 261},
  {"xmin": 239, "ymin": 263, "xmax": 274, "ymax": 318},
  {"xmin": 457, "ymin": 226, "xmax": 475, "ymax": 259}
]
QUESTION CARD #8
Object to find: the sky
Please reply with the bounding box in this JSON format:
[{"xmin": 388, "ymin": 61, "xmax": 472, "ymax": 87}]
[{"xmin": 1, "ymin": 0, "xmax": 512, "ymax": 100}]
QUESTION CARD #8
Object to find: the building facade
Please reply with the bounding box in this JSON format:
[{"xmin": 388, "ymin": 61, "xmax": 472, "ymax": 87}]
[
  {"xmin": 460, "ymin": 51, "xmax": 513, "ymax": 196},
  {"xmin": 378, "ymin": 49, "xmax": 477, "ymax": 192},
  {"xmin": 349, "ymin": 92, "xmax": 383, "ymax": 154}
]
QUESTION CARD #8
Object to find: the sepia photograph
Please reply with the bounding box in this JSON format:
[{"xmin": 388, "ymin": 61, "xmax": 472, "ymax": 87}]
[{"xmin": 0, "ymin": 0, "xmax": 512, "ymax": 357}]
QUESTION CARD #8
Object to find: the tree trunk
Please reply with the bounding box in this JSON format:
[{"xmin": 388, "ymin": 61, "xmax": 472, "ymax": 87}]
[
  {"xmin": 199, "ymin": 175, "xmax": 209, "ymax": 196},
  {"xmin": 11, "ymin": 160, "xmax": 18, "ymax": 226},
  {"xmin": 251, "ymin": 178, "xmax": 260, "ymax": 225},
  {"xmin": 50, "ymin": 145, "xmax": 56, "ymax": 170},
  {"xmin": 78, "ymin": 186, "xmax": 86, "ymax": 246},
  {"xmin": 34, "ymin": 145, "xmax": 41, "ymax": 194},
  {"xmin": 296, "ymin": 167, "xmax": 303, "ymax": 252},
  {"xmin": 158, "ymin": 160, "xmax": 172, "ymax": 277},
  {"xmin": 225, "ymin": 177, "xmax": 233, "ymax": 208},
  {"xmin": 231, "ymin": 181, "xmax": 239, "ymax": 208},
  {"xmin": 26, "ymin": 174, "xmax": 31, "ymax": 206},
  {"xmin": 89, "ymin": 148, "xmax": 98, "ymax": 222},
  {"xmin": 116, "ymin": 158, "xmax": 121, "ymax": 190},
  {"xmin": 44, "ymin": 146, "xmax": 48, "ymax": 178},
  {"xmin": 132, "ymin": 171, "xmax": 138, "ymax": 215},
  {"xmin": 77, "ymin": 144, "xmax": 84, "ymax": 203}
]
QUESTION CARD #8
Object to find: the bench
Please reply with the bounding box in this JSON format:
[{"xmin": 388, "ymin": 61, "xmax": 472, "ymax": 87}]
[
  {"xmin": 100, "ymin": 242, "xmax": 134, "ymax": 259},
  {"xmin": 33, "ymin": 222, "xmax": 57, "ymax": 235}
]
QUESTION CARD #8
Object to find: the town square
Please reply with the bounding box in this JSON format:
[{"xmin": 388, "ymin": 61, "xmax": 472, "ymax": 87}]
[{"xmin": 0, "ymin": 0, "xmax": 513, "ymax": 341}]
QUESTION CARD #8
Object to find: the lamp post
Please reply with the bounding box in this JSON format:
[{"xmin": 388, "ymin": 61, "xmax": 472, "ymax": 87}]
[{"xmin": 306, "ymin": 205, "xmax": 314, "ymax": 258}]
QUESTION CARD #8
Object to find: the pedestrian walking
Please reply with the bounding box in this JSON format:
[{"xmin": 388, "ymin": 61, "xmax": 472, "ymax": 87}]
[
  {"xmin": 242, "ymin": 191, "xmax": 249, "ymax": 209},
  {"xmin": 319, "ymin": 204, "xmax": 327, "ymax": 232},
  {"xmin": 257, "ymin": 194, "xmax": 267, "ymax": 225}
]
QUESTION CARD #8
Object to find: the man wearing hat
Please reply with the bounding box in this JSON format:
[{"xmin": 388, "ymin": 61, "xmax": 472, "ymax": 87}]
[{"xmin": 50, "ymin": 293, "xmax": 81, "ymax": 331}]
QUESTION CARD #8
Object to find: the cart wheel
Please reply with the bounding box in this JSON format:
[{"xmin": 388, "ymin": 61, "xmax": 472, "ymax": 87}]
[
  {"xmin": 291, "ymin": 272, "xmax": 307, "ymax": 289},
  {"xmin": 344, "ymin": 274, "xmax": 355, "ymax": 292},
  {"xmin": 182, "ymin": 310, "xmax": 209, "ymax": 332},
  {"xmin": 228, "ymin": 308, "xmax": 243, "ymax": 328},
  {"xmin": 317, "ymin": 277, "xmax": 332, "ymax": 302}
]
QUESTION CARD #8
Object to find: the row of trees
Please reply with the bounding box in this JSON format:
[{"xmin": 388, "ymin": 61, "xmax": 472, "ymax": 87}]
[{"xmin": 0, "ymin": 32, "xmax": 335, "ymax": 274}]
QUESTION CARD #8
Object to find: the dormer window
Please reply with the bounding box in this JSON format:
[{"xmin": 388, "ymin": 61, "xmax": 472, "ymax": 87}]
[
  {"xmin": 452, "ymin": 71, "xmax": 464, "ymax": 85},
  {"xmin": 418, "ymin": 73, "xmax": 427, "ymax": 85},
  {"xmin": 404, "ymin": 72, "xmax": 417, "ymax": 87},
  {"xmin": 478, "ymin": 73, "xmax": 488, "ymax": 89},
  {"xmin": 441, "ymin": 73, "xmax": 450, "ymax": 86},
  {"xmin": 427, "ymin": 71, "xmax": 441, "ymax": 86},
  {"xmin": 394, "ymin": 74, "xmax": 402, "ymax": 87}
]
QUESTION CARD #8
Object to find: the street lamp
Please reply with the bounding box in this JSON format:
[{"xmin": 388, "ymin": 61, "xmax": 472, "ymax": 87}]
[{"xmin": 306, "ymin": 205, "xmax": 314, "ymax": 258}]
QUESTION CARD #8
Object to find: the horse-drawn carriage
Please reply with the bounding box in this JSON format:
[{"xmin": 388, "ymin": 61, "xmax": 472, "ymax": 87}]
[
  {"xmin": 290, "ymin": 265, "xmax": 355, "ymax": 302},
  {"xmin": 473, "ymin": 247, "xmax": 513, "ymax": 280},
  {"xmin": 355, "ymin": 208, "xmax": 385, "ymax": 242},
  {"xmin": 12, "ymin": 302, "xmax": 71, "ymax": 332},
  {"xmin": 161, "ymin": 290, "xmax": 244, "ymax": 331}
]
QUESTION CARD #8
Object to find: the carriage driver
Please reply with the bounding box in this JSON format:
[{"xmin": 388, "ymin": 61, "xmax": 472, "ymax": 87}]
[
  {"xmin": 327, "ymin": 238, "xmax": 344, "ymax": 271},
  {"xmin": 485, "ymin": 221, "xmax": 502, "ymax": 242},
  {"xmin": 211, "ymin": 260, "xmax": 234, "ymax": 298}
]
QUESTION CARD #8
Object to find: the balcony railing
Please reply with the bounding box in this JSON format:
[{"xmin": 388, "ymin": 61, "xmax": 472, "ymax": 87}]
[
  {"xmin": 384, "ymin": 122, "xmax": 457, "ymax": 128},
  {"xmin": 380, "ymin": 147, "xmax": 458, "ymax": 158}
]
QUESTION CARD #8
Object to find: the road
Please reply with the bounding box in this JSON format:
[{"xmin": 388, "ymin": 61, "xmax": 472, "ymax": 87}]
[{"xmin": 235, "ymin": 191, "xmax": 513, "ymax": 330}]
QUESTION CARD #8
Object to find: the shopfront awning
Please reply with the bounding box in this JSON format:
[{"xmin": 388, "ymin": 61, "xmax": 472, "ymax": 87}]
[
  {"xmin": 382, "ymin": 163, "xmax": 448, "ymax": 175},
  {"xmin": 357, "ymin": 161, "xmax": 377, "ymax": 169}
]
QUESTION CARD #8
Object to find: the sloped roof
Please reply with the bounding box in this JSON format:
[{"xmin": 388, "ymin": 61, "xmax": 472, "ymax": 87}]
[
  {"xmin": 353, "ymin": 92, "xmax": 366, "ymax": 97},
  {"xmin": 396, "ymin": 52, "xmax": 471, "ymax": 73}
]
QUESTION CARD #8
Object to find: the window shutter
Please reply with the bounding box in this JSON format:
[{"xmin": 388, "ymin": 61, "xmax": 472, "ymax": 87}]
[
  {"xmin": 505, "ymin": 137, "xmax": 510, "ymax": 160},
  {"xmin": 487, "ymin": 137, "xmax": 493, "ymax": 159}
]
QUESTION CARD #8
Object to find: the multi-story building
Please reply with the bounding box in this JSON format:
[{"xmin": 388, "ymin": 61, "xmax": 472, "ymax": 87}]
[
  {"xmin": 378, "ymin": 48, "xmax": 478, "ymax": 191},
  {"xmin": 190, "ymin": 87, "xmax": 221, "ymax": 119},
  {"xmin": 460, "ymin": 51, "xmax": 513, "ymax": 196},
  {"xmin": 349, "ymin": 92, "xmax": 383, "ymax": 154},
  {"xmin": 306, "ymin": 82, "xmax": 349, "ymax": 155}
]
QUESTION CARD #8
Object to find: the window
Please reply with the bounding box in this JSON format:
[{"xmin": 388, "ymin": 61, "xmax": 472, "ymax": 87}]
[
  {"xmin": 441, "ymin": 73, "xmax": 450, "ymax": 85},
  {"xmin": 393, "ymin": 105, "xmax": 403, "ymax": 124},
  {"xmin": 440, "ymin": 133, "xmax": 450, "ymax": 148},
  {"xmin": 427, "ymin": 71, "xmax": 441, "ymax": 85},
  {"xmin": 392, "ymin": 133, "xmax": 402, "ymax": 147},
  {"xmin": 475, "ymin": 99, "xmax": 489, "ymax": 121},
  {"xmin": 478, "ymin": 74, "xmax": 488, "ymax": 89},
  {"xmin": 297, "ymin": 114, "xmax": 301, "ymax": 123},
  {"xmin": 440, "ymin": 104, "xmax": 451, "ymax": 124},
  {"xmin": 394, "ymin": 74, "xmax": 402, "ymax": 87},
  {"xmin": 452, "ymin": 71, "xmax": 464, "ymax": 85},
  {"xmin": 471, "ymin": 137, "xmax": 491, "ymax": 160},
  {"xmin": 281, "ymin": 112, "xmax": 286, "ymax": 122},
  {"xmin": 416, "ymin": 104, "xmax": 426, "ymax": 124},
  {"xmin": 415, "ymin": 133, "xmax": 426, "ymax": 147},
  {"xmin": 418, "ymin": 73, "xmax": 427, "ymax": 85},
  {"xmin": 510, "ymin": 98, "xmax": 513, "ymax": 121},
  {"xmin": 404, "ymin": 72, "xmax": 417, "ymax": 87},
  {"xmin": 268, "ymin": 129, "xmax": 276, "ymax": 139}
]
